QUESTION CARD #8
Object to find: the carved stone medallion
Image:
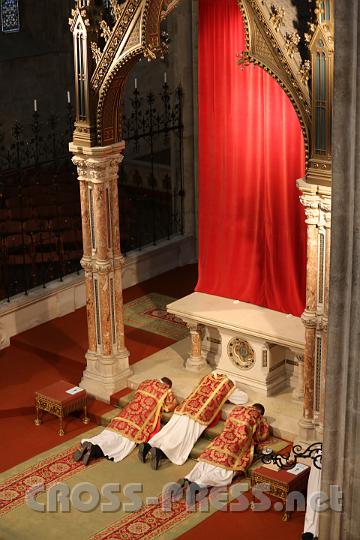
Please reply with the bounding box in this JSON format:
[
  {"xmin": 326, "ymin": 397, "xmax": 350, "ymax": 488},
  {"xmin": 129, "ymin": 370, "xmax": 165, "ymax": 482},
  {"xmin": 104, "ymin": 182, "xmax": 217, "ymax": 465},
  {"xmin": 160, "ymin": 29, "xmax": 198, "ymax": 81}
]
[{"xmin": 227, "ymin": 338, "xmax": 255, "ymax": 370}]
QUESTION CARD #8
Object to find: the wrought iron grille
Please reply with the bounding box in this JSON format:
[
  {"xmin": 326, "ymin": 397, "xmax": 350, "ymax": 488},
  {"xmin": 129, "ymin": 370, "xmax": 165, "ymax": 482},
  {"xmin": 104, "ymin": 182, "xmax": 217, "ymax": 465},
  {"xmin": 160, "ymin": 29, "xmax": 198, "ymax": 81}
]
[
  {"xmin": 0, "ymin": 104, "xmax": 82, "ymax": 302},
  {"xmin": 119, "ymin": 82, "xmax": 184, "ymax": 254},
  {"xmin": 0, "ymin": 82, "xmax": 185, "ymax": 301}
]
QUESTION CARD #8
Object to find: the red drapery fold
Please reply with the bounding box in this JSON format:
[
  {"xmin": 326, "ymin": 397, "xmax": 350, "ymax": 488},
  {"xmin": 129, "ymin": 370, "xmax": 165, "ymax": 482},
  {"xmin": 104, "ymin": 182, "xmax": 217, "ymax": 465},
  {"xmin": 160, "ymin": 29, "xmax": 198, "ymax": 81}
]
[{"xmin": 196, "ymin": 0, "xmax": 306, "ymax": 316}]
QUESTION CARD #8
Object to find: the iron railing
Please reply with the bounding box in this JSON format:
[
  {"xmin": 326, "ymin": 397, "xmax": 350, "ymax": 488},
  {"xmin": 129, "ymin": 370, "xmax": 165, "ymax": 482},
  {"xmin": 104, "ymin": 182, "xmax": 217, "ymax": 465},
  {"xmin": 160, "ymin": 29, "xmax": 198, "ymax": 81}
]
[
  {"xmin": 119, "ymin": 82, "xmax": 184, "ymax": 253},
  {"xmin": 0, "ymin": 83, "xmax": 184, "ymax": 301}
]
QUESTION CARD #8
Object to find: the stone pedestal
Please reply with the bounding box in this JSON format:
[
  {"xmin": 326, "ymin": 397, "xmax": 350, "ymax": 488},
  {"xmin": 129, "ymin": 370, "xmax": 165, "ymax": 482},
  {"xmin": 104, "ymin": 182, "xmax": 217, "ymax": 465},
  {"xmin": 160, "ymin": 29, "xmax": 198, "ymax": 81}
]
[
  {"xmin": 185, "ymin": 322, "xmax": 208, "ymax": 371},
  {"xmin": 70, "ymin": 141, "xmax": 132, "ymax": 401},
  {"xmin": 298, "ymin": 184, "xmax": 319, "ymax": 440}
]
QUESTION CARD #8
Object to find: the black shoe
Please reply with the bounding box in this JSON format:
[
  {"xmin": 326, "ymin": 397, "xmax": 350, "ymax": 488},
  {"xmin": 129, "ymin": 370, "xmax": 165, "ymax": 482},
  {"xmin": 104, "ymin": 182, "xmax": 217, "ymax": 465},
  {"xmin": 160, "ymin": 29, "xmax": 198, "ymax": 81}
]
[
  {"xmin": 82, "ymin": 442, "xmax": 94, "ymax": 465},
  {"xmin": 177, "ymin": 478, "xmax": 189, "ymax": 489},
  {"xmin": 73, "ymin": 441, "xmax": 91, "ymax": 462},
  {"xmin": 173, "ymin": 478, "xmax": 189, "ymax": 499},
  {"xmin": 138, "ymin": 442, "xmax": 151, "ymax": 463},
  {"xmin": 185, "ymin": 481, "xmax": 205, "ymax": 506},
  {"xmin": 150, "ymin": 447, "xmax": 165, "ymax": 470},
  {"xmin": 163, "ymin": 481, "xmax": 184, "ymax": 502},
  {"xmin": 301, "ymin": 534, "xmax": 314, "ymax": 540}
]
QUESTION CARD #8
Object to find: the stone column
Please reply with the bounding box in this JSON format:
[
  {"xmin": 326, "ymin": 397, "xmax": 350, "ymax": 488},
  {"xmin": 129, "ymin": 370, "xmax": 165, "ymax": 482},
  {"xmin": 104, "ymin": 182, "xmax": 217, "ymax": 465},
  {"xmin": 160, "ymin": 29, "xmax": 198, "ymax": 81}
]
[
  {"xmin": 168, "ymin": 0, "xmax": 197, "ymax": 262},
  {"xmin": 297, "ymin": 183, "xmax": 319, "ymax": 439},
  {"xmin": 185, "ymin": 322, "xmax": 207, "ymax": 371},
  {"xmin": 292, "ymin": 352, "xmax": 304, "ymax": 401},
  {"xmin": 70, "ymin": 141, "xmax": 132, "ymax": 401},
  {"xmin": 320, "ymin": 1, "xmax": 360, "ymax": 536},
  {"xmin": 317, "ymin": 196, "xmax": 331, "ymax": 438}
]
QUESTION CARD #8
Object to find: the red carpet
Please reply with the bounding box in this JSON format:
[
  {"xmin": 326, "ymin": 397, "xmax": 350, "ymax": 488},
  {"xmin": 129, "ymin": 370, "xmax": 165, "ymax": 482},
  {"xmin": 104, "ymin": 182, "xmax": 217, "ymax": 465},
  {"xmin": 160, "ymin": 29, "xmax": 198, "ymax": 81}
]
[
  {"xmin": 0, "ymin": 264, "xmax": 197, "ymax": 472},
  {"xmin": 0, "ymin": 263, "xmax": 304, "ymax": 538},
  {"xmin": 178, "ymin": 493, "xmax": 304, "ymax": 540}
]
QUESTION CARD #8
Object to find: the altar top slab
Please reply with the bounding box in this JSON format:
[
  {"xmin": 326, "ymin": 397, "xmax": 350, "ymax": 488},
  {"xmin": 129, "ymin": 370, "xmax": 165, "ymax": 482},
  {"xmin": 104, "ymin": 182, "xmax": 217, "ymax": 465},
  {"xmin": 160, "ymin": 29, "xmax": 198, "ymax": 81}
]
[{"xmin": 167, "ymin": 292, "xmax": 304, "ymax": 350}]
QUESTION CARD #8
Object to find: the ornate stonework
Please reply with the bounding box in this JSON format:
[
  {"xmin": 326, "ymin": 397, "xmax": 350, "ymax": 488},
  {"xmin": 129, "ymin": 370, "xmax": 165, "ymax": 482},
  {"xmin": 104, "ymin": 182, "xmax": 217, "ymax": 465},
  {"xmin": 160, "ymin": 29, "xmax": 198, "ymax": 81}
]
[
  {"xmin": 238, "ymin": 0, "xmax": 311, "ymax": 158},
  {"xmin": 70, "ymin": 141, "xmax": 132, "ymax": 401},
  {"xmin": 227, "ymin": 338, "xmax": 255, "ymax": 370},
  {"xmin": 298, "ymin": 177, "xmax": 332, "ymax": 438}
]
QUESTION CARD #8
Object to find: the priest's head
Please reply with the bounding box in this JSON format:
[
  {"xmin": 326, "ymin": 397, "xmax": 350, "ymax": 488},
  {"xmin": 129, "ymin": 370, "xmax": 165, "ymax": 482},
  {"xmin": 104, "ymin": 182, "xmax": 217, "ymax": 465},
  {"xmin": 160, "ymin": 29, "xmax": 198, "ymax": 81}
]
[
  {"xmin": 252, "ymin": 403, "xmax": 265, "ymax": 416},
  {"xmin": 160, "ymin": 377, "xmax": 173, "ymax": 388}
]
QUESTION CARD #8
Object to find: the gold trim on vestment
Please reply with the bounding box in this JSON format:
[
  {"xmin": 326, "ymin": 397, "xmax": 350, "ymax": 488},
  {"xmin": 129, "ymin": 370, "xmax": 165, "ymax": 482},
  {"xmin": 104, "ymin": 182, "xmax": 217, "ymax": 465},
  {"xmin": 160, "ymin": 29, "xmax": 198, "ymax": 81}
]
[
  {"xmin": 107, "ymin": 388, "xmax": 170, "ymax": 443},
  {"xmin": 196, "ymin": 377, "xmax": 232, "ymax": 418},
  {"xmin": 199, "ymin": 416, "xmax": 261, "ymax": 471},
  {"xmin": 228, "ymin": 417, "xmax": 251, "ymax": 427},
  {"xmin": 175, "ymin": 376, "xmax": 234, "ymax": 426}
]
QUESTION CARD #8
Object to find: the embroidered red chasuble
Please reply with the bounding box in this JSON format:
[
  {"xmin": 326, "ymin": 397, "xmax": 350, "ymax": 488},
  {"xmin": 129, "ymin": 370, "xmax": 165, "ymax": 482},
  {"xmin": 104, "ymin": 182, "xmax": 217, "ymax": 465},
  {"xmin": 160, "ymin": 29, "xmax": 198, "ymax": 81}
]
[
  {"xmin": 199, "ymin": 405, "xmax": 270, "ymax": 471},
  {"xmin": 107, "ymin": 379, "xmax": 177, "ymax": 443},
  {"xmin": 174, "ymin": 373, "xmax": 235, "ymax": 426}
]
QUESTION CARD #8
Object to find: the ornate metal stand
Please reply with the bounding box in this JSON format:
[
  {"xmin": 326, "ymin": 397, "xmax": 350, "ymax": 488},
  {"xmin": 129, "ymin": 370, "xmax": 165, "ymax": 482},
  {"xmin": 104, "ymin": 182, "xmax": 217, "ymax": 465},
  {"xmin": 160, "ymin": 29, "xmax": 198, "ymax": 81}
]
[{"xmin": 261, "ymin": 442, "xmax": 322, "ymax": 470}]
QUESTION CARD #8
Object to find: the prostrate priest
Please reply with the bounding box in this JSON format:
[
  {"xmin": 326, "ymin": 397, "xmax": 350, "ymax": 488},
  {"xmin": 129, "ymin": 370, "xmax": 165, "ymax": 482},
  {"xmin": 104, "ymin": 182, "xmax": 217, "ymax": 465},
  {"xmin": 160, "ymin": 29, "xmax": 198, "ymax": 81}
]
[
  {"xmin": 73, "ymin": 377, "xmax": 177, "ymax": 465},
  {"xmin": 180, "ymin": 403, "xmax": 269, "ymax": 490},
  {"xmin": 138, "ymin": 370, "xmax": 248, "ymax": 470}
]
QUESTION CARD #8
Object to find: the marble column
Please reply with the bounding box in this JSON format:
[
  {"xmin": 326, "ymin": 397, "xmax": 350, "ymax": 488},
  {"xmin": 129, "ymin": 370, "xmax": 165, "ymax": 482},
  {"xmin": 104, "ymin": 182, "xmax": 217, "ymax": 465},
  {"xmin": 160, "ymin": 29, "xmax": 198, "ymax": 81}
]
[
  {"xmin": 320, "ymin": 1, "xmax": 360, "ymax": 537},
  {"xmin": 185, "ymin": 322, "xmax": 207, "ymax": 371},
  {"xmin": 70, "ymin": 141, "xmax": 132, "ymax": 401},
  {"xmin": 292, "ymin": 352, "xmax": 304, "ymax": 401},
  {"xmin": 298, "ymin": 185, "xmax": 319, "ymax": 439},
  {"xmin": 317, "ymin": 197, "xmax": 331, "ymax": 438}
]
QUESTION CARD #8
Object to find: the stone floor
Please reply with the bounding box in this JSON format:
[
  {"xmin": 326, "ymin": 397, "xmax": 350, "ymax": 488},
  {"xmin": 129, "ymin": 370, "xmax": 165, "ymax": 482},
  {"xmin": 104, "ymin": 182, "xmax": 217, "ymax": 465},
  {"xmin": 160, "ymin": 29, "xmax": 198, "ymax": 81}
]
[{"xmin": 127, "ymin": 337, "xmax": 303, "ymax": 442}]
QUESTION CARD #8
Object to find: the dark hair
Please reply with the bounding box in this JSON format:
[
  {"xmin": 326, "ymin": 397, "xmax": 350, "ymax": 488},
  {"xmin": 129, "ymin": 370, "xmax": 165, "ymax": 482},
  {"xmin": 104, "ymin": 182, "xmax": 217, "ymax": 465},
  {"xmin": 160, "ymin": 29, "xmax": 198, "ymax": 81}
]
[
  {"xmin": 301, "ymin": 534, "xmax": 314, "ymax": 540},
  {"xmin": 161, "ymin": 377, "xmax": 172, "ymax": 388},
  {"xmin": 252, "ymin": 403, "xmax": 265, "ymax": 416}
]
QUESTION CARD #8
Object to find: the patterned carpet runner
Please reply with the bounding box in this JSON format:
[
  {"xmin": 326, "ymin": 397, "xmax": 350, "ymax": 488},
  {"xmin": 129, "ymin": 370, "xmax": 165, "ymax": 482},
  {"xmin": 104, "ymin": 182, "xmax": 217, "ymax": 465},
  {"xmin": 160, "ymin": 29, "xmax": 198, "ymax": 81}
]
[{"xmin": 124, "ymin": 293, "xmax": 188, "ymax": 341}]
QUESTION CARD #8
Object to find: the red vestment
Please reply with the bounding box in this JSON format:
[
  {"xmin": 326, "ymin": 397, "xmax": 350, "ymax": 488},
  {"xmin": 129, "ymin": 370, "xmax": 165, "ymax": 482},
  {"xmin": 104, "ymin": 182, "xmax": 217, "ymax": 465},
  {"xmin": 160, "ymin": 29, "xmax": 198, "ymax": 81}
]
[
  {"xmin": 107, "ymin": 379, "xmax": 177, "ymax": 443},
  {"xmin": 174, "ymin": 372, "xmax": 235, "ymax": 426},
  {"xmin": 198, "ymin": 405, "xmax": 270, "ymax": 471}
]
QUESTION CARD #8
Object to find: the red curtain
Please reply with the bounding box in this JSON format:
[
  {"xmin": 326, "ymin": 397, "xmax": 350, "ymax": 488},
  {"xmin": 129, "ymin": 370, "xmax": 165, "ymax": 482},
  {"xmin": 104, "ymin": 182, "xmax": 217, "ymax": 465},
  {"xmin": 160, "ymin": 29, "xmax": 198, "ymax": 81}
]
[{"xmin": 196, "ymin": 0, "xmax": 306, "ymax": 316}]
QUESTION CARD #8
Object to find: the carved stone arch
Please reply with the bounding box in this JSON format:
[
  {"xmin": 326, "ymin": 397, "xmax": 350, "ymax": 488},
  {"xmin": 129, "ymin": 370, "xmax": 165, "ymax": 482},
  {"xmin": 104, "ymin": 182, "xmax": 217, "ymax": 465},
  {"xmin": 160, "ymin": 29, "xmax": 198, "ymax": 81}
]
[
  {"xmin": 94, "ymin": 0, "xmax": 172, "ymax": 146},
  {"xmin": 97, "ymin": 51, "xmax": 141, "ymax": 145},
  {"xmin": 68, "ymin": 0, "xmax": 182, "ymax": 400},
  {"xmin": 238, "ymin": 0, "xmax": 311, "ymax": 160}
]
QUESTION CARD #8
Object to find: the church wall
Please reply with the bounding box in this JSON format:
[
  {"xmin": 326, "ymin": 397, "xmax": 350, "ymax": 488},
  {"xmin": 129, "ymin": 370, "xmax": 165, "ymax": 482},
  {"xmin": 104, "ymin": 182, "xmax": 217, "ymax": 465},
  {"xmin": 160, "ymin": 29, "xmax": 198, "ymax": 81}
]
[
  {"xmin": 0, "ymin": 234, "xmax": 193, "ymax": 345},
  {"xmin": 0, "ymin": 0, "xmax": 74, "ymax": 138}
]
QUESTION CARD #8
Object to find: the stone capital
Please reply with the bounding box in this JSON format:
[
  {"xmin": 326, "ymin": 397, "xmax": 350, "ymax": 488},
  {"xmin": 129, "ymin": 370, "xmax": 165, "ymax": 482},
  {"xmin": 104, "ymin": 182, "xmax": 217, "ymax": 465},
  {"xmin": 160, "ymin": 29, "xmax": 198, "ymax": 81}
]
[
  {"xmin": 181, "ymin": 319, "xmax": 199, "ymax": 331},
  {"xmin": 81, "ymin": 256, "xmax": 93, "ymax": 272},
  {"xmin": 319, "ymin": 197, "xmax": 332, "ymax": 227},
  {"xmin": 69, "ymin": 141, "xmax": 125, "ymax": 158},
  {"xmin": 296, "ymin": 177, "xmax": 318, "ymax": 196},
  {"xmin": 301, "ymin": 311, "xmax": 318, "ymax": 328},
  {"xmin": 318, "ymin": 317, "xmax": 328, "ymax": 332},
  {"xmin": 70, "ymin": 141, "xmax": 125, "ymax": 184},
  {"xmin": 93, "ymin": 260, "xmax": 113, "ymax": 274},
  {"xmin": 113, "ymin": 255, "xmax": 125, "ymax": 269}
]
